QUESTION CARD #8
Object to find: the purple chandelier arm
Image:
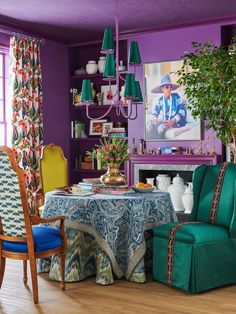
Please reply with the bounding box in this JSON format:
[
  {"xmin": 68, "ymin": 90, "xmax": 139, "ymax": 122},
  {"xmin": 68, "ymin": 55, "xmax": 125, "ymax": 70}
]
[
  {"xmin": 86, "ymin": 102, "xmax": 114, "ymax": 119},
  {"xmin": 118, "ymin": 101, "xmax": 138, "ymax": 120},
  {"xmin": 115, "ymin": 14, "xmax": 120, "ymax": 103}
]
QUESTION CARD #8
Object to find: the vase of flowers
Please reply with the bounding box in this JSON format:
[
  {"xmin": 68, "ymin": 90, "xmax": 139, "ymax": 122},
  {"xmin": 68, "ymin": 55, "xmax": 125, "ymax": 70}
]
[{"xmin": 87, "ymin": 137, "xmax": 129, "ymax": 186}]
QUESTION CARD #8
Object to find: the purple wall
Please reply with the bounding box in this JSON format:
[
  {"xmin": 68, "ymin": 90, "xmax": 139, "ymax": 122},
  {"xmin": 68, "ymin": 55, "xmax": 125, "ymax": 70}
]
[
  {"xmin": 127, "ymin": 23, "xmax": 223, "ymax": 155},
  {"xmin": 0, "ymin": 33, "xmax": 10, "ymax": 47},
  {"xmin": 41, "ymin": 41, "xmax": 70, "ymax": 159}
]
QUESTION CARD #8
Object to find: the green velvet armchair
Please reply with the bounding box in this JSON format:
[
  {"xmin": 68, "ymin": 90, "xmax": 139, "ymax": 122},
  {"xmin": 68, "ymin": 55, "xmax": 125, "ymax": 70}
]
[{"xmin": 153, "ymin": 162, "xmax": 236, "ymax": 293}]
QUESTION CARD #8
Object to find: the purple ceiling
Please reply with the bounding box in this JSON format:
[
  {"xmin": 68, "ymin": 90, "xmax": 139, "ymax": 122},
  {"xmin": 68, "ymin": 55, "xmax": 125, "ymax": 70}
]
[{"xmin": 1, "ymin": 0, "xmax": 236, "ymax": 44}]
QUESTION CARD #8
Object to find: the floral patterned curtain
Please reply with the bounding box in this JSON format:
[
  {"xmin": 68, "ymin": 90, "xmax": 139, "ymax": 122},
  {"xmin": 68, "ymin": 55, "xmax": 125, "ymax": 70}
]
[{"xmin": 9, "ymin": 36, "xmax": 43, "ymax": 213}]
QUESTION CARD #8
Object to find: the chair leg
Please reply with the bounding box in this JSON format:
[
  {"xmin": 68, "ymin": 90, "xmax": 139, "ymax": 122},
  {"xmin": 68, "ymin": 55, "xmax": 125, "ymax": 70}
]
[
  {"xmin": 23, "ymin": 260, "xmax": 27, "ymax": 284},
  {"xmin": 59, "ymin": 253, "xmax": 65, "ymax": 290},
  {"xmin": 29, "ymin": 257, "xmax": 39, "ymax": 304},
  {"xmin": 0, "ymin": 254, "xmax": 6, "ymax": 288}
]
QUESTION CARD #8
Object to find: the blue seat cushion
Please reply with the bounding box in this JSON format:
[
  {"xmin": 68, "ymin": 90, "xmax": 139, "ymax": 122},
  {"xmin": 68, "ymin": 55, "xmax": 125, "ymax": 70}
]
[
  {"xmin": 3, "ymin": 226, "xmax": 62, "ymax": 253},
  {"xmin": 154, "ymin": 222, "xmax": 229, "ymax": 244}
]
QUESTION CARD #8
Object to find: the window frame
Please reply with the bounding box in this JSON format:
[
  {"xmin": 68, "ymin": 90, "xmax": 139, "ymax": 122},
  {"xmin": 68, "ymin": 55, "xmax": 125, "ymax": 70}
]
[{"xmin": 0, "ymin": 47, "xmax": 9, "ymax": 146}]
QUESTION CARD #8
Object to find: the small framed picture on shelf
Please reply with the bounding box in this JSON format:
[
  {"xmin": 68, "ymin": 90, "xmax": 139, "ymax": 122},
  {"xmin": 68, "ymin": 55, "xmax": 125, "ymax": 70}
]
[
  {"xmin": 89, "ymin": 119, "xmax": 107, "ymax": 136},
  {"xmin": 101, "ymin": 85, "xmax": 117, "ymax": 105},
  {"xmin": 102, "ymin": 122, "xmax": 113, "ymax": 137}
]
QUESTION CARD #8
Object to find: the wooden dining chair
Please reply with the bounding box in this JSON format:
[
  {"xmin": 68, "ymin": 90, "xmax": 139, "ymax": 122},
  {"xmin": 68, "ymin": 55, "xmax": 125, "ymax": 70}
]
[
  {"xmin": 0, "ymin": 146, "xmax": 66, "ymax": 304},
  {"xmin": 39, "ymin": 143, "xmax": 68, "ymax": 215}
]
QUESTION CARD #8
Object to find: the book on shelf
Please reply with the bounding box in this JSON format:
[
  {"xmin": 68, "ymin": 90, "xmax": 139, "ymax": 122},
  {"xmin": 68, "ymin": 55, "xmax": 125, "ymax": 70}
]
[
  {"xmin": 109, "ymin": 127, "xmax": 126, "ymax": 138},
  {"xmin": 71, "ymin": 121, "xmax": 87, "ymax": 138}
]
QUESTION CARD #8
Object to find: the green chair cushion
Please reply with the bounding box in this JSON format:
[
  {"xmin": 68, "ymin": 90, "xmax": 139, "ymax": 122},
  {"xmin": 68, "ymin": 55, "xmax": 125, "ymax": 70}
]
[{"xmin": 154, "ymin": 222, "xmax": 229, "ymax": 244}]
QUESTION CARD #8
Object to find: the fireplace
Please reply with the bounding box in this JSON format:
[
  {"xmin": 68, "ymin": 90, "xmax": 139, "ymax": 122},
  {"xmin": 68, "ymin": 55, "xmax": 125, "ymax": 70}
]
[{"xmin": 127, "ymin": 154, "xmax": 219, "ymax": 186}]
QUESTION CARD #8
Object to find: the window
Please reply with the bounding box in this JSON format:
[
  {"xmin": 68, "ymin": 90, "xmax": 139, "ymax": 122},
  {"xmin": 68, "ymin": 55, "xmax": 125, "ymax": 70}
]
[{"xmin": 0, "ymin": 49, "xmax": 10, "ymax": 146}]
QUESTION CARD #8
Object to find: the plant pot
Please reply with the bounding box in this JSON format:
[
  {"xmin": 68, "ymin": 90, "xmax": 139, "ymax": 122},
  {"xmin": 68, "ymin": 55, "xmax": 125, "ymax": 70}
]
[{"xmin": 100, "ymin": 163, "xmax": 127, "ymax": 186}]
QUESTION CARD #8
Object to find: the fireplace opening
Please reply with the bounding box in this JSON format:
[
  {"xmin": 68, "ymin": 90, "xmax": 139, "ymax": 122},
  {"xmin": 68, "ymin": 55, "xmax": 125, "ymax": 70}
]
[{"xmin": 139, "ymin": 170, "xmax": 193, "ymax": 187}]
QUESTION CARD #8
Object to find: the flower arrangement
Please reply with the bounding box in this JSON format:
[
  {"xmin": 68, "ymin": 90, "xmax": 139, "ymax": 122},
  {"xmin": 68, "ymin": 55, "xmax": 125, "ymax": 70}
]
[{"xmin": 87, "ymin": 137, "xmax": 129, "ymax": 166}]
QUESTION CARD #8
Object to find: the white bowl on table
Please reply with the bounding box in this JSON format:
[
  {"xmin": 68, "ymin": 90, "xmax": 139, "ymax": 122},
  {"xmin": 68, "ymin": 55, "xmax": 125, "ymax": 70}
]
[{"xmin": 131, "ymin": 187, "xmax": 155, "ymax": 193}]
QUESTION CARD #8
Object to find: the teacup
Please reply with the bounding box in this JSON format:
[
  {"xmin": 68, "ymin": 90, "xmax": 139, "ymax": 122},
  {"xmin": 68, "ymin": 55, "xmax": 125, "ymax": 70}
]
[{"xmin": 71, "ymin": 185, "xmax": 82, "ymax": 193}]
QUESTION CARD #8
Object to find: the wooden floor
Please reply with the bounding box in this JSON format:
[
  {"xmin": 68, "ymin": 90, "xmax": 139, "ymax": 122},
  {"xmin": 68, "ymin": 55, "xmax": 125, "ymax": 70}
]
[{"xmin": 1, "ymin": 260, "xmax": 236, "ymax": 314}]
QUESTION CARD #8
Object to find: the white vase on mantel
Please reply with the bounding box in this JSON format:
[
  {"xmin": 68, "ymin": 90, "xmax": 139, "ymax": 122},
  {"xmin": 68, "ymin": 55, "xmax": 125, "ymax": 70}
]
[
  {"xmin": 167, "ymin": 174, "xmax": 186, "ymax": 212},
  {"xmin": 182, "ymin": 182, "xmax": 193, "ymax": 214}
]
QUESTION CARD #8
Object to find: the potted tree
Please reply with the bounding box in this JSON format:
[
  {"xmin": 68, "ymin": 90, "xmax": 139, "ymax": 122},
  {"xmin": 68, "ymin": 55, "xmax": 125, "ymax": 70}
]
[{"xmin": 177, "ymin": 39, "xmax": 236, "ymax": 162}]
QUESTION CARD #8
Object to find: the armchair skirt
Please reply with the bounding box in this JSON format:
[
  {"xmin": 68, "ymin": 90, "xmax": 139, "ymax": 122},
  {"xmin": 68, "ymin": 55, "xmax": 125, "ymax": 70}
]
[{"xmin": 153, "ymin": 223, "xmax": 236, "ymax": 293}]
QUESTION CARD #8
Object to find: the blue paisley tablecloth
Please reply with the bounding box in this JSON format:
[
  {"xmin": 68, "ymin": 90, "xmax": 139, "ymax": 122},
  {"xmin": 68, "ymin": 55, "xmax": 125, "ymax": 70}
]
[{"xmin": 38, "ymin": 191, "xmax": 177, "ymax": 284}]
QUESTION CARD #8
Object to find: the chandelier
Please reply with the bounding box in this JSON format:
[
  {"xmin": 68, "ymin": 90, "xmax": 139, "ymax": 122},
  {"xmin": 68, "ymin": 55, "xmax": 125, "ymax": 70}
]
[{"xmin": 81, "ymin": 3, "xmax": 143, "ymax": 120}]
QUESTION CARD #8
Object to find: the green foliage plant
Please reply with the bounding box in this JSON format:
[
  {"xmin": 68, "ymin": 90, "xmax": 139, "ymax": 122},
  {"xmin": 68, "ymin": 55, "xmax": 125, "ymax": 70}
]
[{"xmin": 177, "ymin": 39, "xmax": 236, "ymax": 162}]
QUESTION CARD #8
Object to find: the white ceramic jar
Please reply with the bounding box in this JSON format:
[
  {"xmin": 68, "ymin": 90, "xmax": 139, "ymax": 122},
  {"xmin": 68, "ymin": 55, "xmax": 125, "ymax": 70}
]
[
  {"xmin": 86, "ymin": 60, "xmax": 98, "ymax": 74},
  {"xmin": 98, "ymin": 56, "xmax": 106, "ymax": 73},
  {"xmin": 167, "ymin": 174, "xmax": 186, "ymax": 212},
  {"xmin": 182, "ymin": 182, "xmax": 193, "ymax": 214},
  {"xmin": 156, "ymin": 174, "xmax": 171, "ymax": 192}
]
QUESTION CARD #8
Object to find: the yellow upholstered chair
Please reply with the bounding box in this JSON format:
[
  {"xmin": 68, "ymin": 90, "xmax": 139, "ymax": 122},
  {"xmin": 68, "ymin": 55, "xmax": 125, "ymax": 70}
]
[
  {"xmin": 0, "ymin": 146, "xmax": 66, "ymax": 304},
  {"xmin": 39, "ymin": 144, "xmax": 68, "ymax": 215}
]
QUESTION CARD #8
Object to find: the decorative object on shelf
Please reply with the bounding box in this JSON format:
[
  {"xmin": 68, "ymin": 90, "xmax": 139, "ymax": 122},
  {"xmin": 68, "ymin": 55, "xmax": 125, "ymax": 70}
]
[
  {"xmin": 91, "ymin": 82, "xmax": 97, "ymax": 102},
  {"xmin": 89, "ymin": 119, "xmax": 107, "ymax": 136},
  {"xmin": 139, "ymin": 139, "xmax": 144, "ymax": 154},
  {"xmin": 101, "ymin": 84, "xmax": 117, "ymax": 105},
  {"xmin": 86, "ymin": 60, "xmax": 98, "ymax": 74},
  {"xmin": 211, "ymin": 146, "xmax": 216, "ymax": 156},
  {"xmin": 205, "ymin": 135, "xmax": 210, "ymax": 155},
  {"xmin": 131, "ymin": 137, "xmax": 137, "ymax": 155},
  {"xmin": 80, "ymin": 0, "xmax": 142, "ymax": 120},
  {"xmin": 102, "ymin": 122, "xmax": 113, "ymax": 137},
  {"xmin": 70, "ymin": 88, "xmax": 81, "ymax": 106},
  {"xmin": 177, "ymin": 39, "xmax": 236, "ymax": 163},
  {"xmin": 86, "ymin": 137, "xmax": 129, "ymax": 185},
  {"xmin": 96, "ymin": 92, "xmax": 102, "ymax": 106},
  {"xmin": 74, "ymin": 67, "xmax": 86, "ymax": 76},
  {"xmin": 198, "ymin": 140, "xmax": 203, "ymax": 155},
  {"xmin": 156, "ymin": 174, "xmax": 171, "ymax": 192},
  {"xmin": 186, "ymin": 147, "xmax": 193, "ymax": 155},
  {"xmin": 118, "ymin": 60, "xmax": 126, "ymax": 72},
  {"xmin": 182, "ymin": 182, "xmax": 193, "ymax": 214},
  {"xmin": 171, "ymin": 146, "xmax": 183, "ymax": 154},
  {"xmin": 167, "ymin": 174, "xmax": 186, "ymax": 212},
  {"xmin": 98, "ymin": 56, "xmax": 106, "ymax": 73}
]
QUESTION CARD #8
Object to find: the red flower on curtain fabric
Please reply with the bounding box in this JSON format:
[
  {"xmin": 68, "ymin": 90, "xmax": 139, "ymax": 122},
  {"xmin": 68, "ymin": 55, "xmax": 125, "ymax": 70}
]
[{"xmin": 9, "ymin": 36, "xmax": 43, "ymax": 213}]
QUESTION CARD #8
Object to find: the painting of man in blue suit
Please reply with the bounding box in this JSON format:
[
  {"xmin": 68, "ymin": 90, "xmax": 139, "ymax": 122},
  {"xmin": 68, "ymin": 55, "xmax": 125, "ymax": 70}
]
[{"xmin": 147, "ymin": 74, "xmax": 186, "ymax": 139}]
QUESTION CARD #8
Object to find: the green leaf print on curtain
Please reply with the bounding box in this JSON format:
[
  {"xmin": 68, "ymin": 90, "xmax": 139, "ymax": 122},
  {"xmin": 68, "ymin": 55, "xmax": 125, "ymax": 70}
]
[{"xmin": 9, "ymin": 36, "xmax": 43, "ymax": 213}]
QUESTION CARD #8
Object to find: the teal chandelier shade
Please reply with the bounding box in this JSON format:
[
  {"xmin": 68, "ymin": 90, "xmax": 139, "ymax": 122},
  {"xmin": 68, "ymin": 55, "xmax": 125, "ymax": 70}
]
[
  {"xmin": 124, "ymin": 73, "xmax": 137, "ymax": 99},
  {"xmin": 101, "ymin": 28, "xmax": 114, "ymax": 54},
  {"xmin": 103, "ymin": 54, "xmax": 116, "ymax": 78},
  {"xmin": 128, "ymin": 41, "xmax": 141, "ymax": 65},
  {"xmin": 81, "ymin": 79, "xmax": 93, "ymax": 102},
  {"xmin": 133, "ymin": 81, "xmax": 143, "ymax": 103}
]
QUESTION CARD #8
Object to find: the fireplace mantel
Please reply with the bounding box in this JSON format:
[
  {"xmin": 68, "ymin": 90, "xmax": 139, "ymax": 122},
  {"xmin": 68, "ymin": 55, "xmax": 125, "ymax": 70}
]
[{"xmin": 127, "ymin": 154, "xmax": 220, "ymax": 185}]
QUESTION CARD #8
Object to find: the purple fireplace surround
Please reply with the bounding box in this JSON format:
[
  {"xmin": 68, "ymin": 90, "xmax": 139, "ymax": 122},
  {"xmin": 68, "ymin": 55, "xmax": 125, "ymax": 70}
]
[{"xmin": 127, "ymin": 154, "xmax": 219, "ymax": 186}]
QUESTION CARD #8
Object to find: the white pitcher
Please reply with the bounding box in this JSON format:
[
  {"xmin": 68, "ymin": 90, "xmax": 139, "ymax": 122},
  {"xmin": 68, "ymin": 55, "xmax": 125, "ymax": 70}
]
[
  {"xmin": 146, "ymin": 178, "xmax": 155, "ymax": 186},
  {"xmin": 182, "ymin": 182, "xmax": 193, "ymax": 214}
]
